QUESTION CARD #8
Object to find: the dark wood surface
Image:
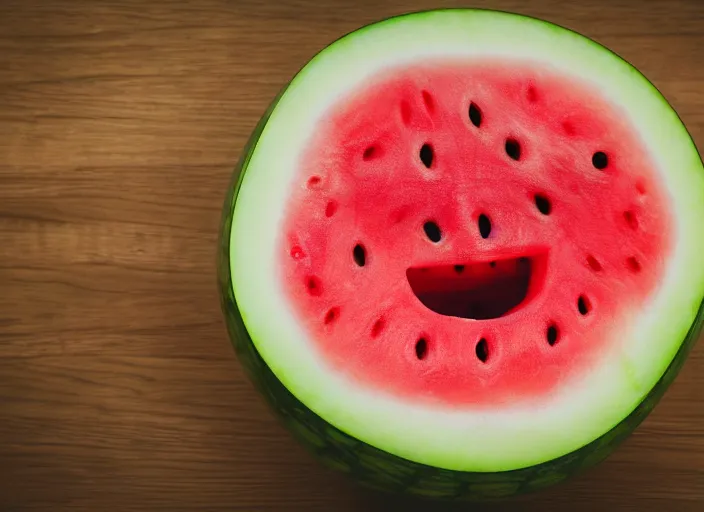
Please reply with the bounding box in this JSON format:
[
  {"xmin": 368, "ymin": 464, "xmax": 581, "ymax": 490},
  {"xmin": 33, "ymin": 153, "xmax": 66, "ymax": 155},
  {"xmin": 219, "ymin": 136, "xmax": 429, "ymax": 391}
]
[{"xmin": 1, "ymin": 1, "xmax": 703, "ymax": 510}]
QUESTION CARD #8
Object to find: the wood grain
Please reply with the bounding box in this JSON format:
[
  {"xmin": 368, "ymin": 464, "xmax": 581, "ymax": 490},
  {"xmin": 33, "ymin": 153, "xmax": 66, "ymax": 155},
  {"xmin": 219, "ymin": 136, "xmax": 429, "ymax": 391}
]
[{"xmin": 1, "ymin": 0, "xmax": 703, "ymax": 510}]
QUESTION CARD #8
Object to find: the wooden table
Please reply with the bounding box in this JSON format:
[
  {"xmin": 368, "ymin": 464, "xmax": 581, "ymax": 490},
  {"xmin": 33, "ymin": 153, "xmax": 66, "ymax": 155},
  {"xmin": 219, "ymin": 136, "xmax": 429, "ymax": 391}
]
[{"xmin": 2, "ymin": 1, "xmax": 703, "ymax": 510}]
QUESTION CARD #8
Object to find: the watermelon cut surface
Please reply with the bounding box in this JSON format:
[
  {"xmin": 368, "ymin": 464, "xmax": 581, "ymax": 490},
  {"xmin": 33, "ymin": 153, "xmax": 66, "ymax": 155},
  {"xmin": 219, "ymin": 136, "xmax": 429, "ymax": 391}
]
[
  {"xmin": 282, "ymin": 60, "xmax": 673, "ymax": 407},
  {"xmin": 219, "ymin": 9, "xmax": 704, "ymax": 499}
]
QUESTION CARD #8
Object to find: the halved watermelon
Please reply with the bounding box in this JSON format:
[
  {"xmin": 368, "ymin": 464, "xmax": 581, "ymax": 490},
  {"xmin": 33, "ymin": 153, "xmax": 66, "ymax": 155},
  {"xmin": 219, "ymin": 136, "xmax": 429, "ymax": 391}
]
[{"xmin": 218, "ymin": 9, "xmax": 704, "ymax": 500}]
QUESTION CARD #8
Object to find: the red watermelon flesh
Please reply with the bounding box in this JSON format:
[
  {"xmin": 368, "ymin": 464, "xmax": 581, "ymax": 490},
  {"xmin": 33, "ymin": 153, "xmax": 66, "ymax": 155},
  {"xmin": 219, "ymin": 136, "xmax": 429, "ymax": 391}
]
[{"xmin": 280, "ymin": 60, "xmax": 672, "ymax": 406}]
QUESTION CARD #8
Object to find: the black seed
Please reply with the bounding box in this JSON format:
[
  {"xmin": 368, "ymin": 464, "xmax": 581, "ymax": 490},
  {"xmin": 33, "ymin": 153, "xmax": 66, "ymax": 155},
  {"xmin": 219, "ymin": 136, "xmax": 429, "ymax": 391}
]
[
  {"xmin": 478, "ymin": 214, "xmax": 491, "ymax": 239},
  {"xmin": 454, "ymin": 264, "xmax": 465, "ymax": 274},
  {"xmin": 489, "ymin": 261, "xmax": 497, "ymax": 268},
  {"xmin": 475, "ymin": 338, "xmax": 489, "ymax": 362},
  {"xmin": 422, "ymin": 90, "xmax": 435, "ymax": 113},
  {"xmin": 468, "ymin": 102, "xmax": 482, "ymax": 127},
  {"xmin": 526, "ymin": 85, "xmax": 538, "ymax": 103},
  {"xmin": 363, "ymin": 145, "xmax": 377, "ymax": 160},
  {"xmin": 592, "ymin": 151, "xmax": 608, "ymax": 169},
  {"xmin": 400, "ymin": 101, "xmax": 411, "ymax": 125},
  {"xmin": 587, "ymin": 255, "xmax": 602, "ymax": 272},
  {"xmin": 353, "ymin": 244, "xmax": 366, "ymax": 267},
  {"xmin": 547, "ymin": 323, "xmax": 559, "ymax": 346},
  {"xmin": 420, "ymin": 143, "xmax": 434, "ymax": 168},
  {"xmin": 505, "ymin": 138, "xmax": 521, "ymax": 161},
  {"xmin": 627, "ymin": 256, "xmax": 641, "ymax": 273},
  {"xmin": 423, "ymin": 221, "xmax": 442, "ymax": 243},
  {"xmin": 371, "ymin": 317, "xmax": 385, "ymax": 338},
  {"xmin": 324, "ymin": 307, "xmax": 339, "ymax": 324},
  {"xmin": 325, "ymin": 200, "xmax": 338, "ymax": 217},
  {"xmin": 623, "ymin": 210, "xmax": 638, "ymax": 230},
  {"xmin": 517, "ymin": 257, "xmax": 530, "ymax": 273},
  {"xmin": 415, "ymin": 338, "xmax": 428, "ymax": 360},
  {"xmin": 534, "ymin": 194, "xmax": 551, "ymax": 215},
  {"xmin": 306, "ymin": 276, "xmax": 322, "ymax": 296},
  {"xmin": 578, "ymin": 295, "xmax": 590, "ymax": 316}
]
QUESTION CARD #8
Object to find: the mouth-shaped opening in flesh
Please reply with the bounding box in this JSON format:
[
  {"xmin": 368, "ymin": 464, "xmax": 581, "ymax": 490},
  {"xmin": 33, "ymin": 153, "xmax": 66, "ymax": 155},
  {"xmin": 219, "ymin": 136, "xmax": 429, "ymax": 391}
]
[{"xmin": 406, "ymin": 252, "xmax": 548, "ymax": 320}]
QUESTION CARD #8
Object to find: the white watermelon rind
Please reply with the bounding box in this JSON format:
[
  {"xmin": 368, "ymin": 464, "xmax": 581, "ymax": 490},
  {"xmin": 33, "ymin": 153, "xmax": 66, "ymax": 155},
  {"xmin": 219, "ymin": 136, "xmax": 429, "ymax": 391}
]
[{"xmin": 223, "ymin": 9, "xmax": 704, "ymax": 474}]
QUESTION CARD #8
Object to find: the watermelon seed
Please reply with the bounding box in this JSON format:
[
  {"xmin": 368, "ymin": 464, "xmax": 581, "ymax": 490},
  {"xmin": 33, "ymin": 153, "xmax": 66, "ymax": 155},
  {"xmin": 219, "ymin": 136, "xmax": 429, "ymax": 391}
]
[
  {"xmin": 306, "ymin": 276, "xmax": 322, "ymax": 296},
  {"xmin": 587, "ymin": 255, "xmax": 602, "ymax": 272},
  {"xmin": 419, "ymin": 143, "xmax": 434, "ymax": 168},
  {"xmin": 371, "ymin": 318, "xmax": 385, "ymax": 338},
  {"xmin": 623, "ymin": 210, "xmax": 638, "ymax": 230},
  {"xmin": 627, "ymin": 256, "xmax": 641, "ymax": 273},
  {"xmin": 454, "ymin": 264, "xmax": 465, "ymax": 274},
  {"xmin": 423, "ymin": 221, "xmax": 442, "ymax": 243},
  {"xmin": 390, "ymin": 206, "xmax": 409, "ymax": 224},
  {"xmin": 475, "ymin": 338, "xmax": 489, "ymax": 363},
  {"xmin": 478, "ymin": 214, "xmax": 491, "ymax": 239},
  {"xmin": 290, "ymin": 245, "xmax": 305, "ymax": 260},
  {"xmin": 363, "ymin": 145, "xmax": 378, "ymax": 161},
  {"xmin": 526, "ymin": 85, "xmax": 538, "ymax": 103},
  {"xmin": 534, "ymin": 194, "xmax": 552, "ymax": 215},
  {"xmin": 415, "ymin": 338, "xmax": 428, "ymax": 360},
  {"xmin": 307, "ymin": 176, "xmax": 322, "ymax": 188},
  {"xmin": 324, "ymin": 307, "xmax": 339, "ymax": 325},
  {"xmin": 489, "ymin": 261, "xmax": 497, "ymax": 268},
  {"xmin": 422, "ymin": 90, "xmax": 435, "ymax": 113},
  {"xmin": 400, "ymin": 100, "xmax": 412, "ymax": 125},
  {"xmin": 468, "ymin": 102, "xmax": 482, "ymax": 128},
  {"xmin": 578, "ymin": 295, "xmax": 591, "ymax": 316},
  {"xmin": 325, "ymin": 200, "xmax": 338, "ymax": 217},
  {"xmin": 353, "ymin": 243, "xmax": 366, "ymax": 267},
  {"xmin": 592, "ymin": 151, "xmax": 608, "ymax": 170},
  {"xmin": 505, "ymin": 138, "xmax": 521, "ymax": 161},
  {"xmin": 547, "ymin": 323, "xmax": 559, "ymax": 346}
]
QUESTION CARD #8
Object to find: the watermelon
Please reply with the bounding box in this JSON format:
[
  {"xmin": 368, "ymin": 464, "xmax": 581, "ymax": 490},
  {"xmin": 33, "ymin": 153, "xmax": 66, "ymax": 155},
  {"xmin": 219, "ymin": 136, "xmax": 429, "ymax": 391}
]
[{"xmin": 218, "ymin": 9, "xmax": 704, "ymax": 500}]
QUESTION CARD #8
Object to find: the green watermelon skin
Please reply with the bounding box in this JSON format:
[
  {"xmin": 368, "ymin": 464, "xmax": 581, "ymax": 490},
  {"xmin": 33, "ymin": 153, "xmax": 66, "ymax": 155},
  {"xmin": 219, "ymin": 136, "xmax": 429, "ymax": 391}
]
[{"xmin": 217, "ymin": 85, "xmax": 704, "ymax": 501}]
